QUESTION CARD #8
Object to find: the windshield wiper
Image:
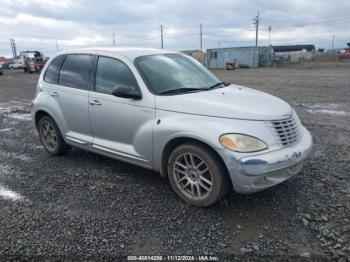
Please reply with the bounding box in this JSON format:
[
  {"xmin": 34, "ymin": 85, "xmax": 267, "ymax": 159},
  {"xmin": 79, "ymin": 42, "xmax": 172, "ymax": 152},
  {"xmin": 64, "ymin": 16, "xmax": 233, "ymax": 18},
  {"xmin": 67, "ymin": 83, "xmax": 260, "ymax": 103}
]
[
  {"xmin": 159, "ymin": 82, "xmax": 229, "ymax": 95},
  {"xmin": 159, "ymin": 87, "xmax": 209, "ymax": 95},
  {"xmin": 207, "ymin": 82, "xmax": 228, "ymax": 89}
]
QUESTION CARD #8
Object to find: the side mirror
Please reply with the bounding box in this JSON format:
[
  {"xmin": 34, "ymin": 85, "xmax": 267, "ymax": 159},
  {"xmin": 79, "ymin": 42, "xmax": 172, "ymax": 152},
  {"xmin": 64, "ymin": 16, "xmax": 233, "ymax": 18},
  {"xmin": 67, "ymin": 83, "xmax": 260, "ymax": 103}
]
[{"xmin": 112, "ymin": 85, "xmax": 142, "ymax": 100}]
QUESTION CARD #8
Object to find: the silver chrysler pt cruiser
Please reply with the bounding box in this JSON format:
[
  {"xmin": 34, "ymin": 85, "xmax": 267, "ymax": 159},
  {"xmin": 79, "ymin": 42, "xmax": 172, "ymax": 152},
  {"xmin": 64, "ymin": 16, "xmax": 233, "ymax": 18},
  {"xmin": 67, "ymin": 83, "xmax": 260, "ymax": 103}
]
[{"xmin": 31, "ymin": 47, "xmax": 312, "ymax": 207}]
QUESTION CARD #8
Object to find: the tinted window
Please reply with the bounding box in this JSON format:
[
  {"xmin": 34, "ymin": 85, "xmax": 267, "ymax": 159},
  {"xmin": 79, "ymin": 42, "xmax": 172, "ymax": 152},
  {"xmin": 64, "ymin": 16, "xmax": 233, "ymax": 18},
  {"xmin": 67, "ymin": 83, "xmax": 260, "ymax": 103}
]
[
  {"xmin": 95, "ymin": 57, "xmax": 138, "ymax": 94},
  {"xmin": 59, "ymin": 54, "xmax": 92, "ymax": 89},
  {"xmin": 44, "ymin": 55, "xmax": 65, "ymax": 84}
]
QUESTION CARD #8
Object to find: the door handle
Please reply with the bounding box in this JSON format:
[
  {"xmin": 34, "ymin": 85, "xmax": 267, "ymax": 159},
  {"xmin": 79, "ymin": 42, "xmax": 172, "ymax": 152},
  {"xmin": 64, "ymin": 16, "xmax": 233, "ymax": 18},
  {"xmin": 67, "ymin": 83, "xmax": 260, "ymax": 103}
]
[
  {"xmin": 89, "ymin": 99, "xmax": 101, "ymax": 105},
  {"xmin": 50, "ymin": 91, "xmax": 59, "ymax": 97}
]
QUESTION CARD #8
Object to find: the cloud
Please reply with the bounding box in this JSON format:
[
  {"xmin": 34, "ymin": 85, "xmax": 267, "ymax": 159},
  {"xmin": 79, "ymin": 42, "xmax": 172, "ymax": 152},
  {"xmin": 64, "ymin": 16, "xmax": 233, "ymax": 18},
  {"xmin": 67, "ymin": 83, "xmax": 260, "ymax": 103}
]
[
  {"xmin": 0, "ymin": 0, "xmax": 349, "ymax": 57},
  {"xmin": 0, "ymin": 13, "xmax": 74, "ymax": 28}
]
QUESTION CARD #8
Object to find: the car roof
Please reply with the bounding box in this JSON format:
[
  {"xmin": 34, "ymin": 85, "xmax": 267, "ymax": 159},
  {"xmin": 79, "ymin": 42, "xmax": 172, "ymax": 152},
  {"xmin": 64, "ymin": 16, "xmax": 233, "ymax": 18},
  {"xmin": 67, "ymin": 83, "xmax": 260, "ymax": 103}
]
[{"xmin": 55, "ymin": 47, "xmax": 178, "ymax": 61}]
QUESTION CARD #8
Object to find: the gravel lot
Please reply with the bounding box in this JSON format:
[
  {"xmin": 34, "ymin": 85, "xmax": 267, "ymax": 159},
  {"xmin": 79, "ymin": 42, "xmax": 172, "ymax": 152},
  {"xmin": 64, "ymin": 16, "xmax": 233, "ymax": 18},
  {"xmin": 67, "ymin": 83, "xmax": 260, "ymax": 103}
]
[{"xmin": 0, "ymin": 63, "xmax": 349, "ymax": 261}]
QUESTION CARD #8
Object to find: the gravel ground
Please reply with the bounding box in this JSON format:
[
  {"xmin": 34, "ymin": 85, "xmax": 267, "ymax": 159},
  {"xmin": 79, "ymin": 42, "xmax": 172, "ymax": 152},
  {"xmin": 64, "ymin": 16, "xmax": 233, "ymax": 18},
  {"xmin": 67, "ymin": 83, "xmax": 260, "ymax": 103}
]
[{"xmin": 0, "ymin": 63, "xmax": 349, "ymax": 261}]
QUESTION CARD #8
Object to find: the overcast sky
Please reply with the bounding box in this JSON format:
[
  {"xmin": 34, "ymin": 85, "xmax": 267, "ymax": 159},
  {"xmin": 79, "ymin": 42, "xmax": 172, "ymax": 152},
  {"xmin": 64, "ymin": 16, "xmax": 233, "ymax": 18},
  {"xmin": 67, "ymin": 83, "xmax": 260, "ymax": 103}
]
[{"xmin": 0, "ymin": 0, "xmax": 349, "ymax": 57}]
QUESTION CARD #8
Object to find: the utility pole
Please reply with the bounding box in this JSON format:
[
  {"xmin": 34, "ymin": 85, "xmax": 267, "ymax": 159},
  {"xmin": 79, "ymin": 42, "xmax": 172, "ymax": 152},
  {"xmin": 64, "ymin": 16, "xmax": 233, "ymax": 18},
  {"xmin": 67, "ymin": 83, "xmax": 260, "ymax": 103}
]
[
  {"xmin": 10, "ymin": 39, "xmax": 14, "ymax": 58},
  {"xmin": 252, "ymin": 12, "xmax": 261, "ymax": 47},
  {"xmin": 13, "ymin": 39, "xmax": 17, "ymax": 58},
  {"xmin": 268, "ymin": 25, "xmax": 272, "ymax": 45},
  {"xmin": 200, "ymin": 24, "xmax": 203, "ymax": 51},
  {"xmin": 10, "ymin": 38, "xmax": 17, "ymax": 58},
  {"xmin": 331, "ymin": 34, "xmax": 335, "ymax": 49},
  {"xmin": 113, "ymin": 33, "xmax": 116, "ymax": 47},
  {"xmin": 56, "ymin": 40, "xmax": 59, "ymax": 52},
  {"xmin": 160, "ymin": 25, "xmax": 164, "ymax": 49}
]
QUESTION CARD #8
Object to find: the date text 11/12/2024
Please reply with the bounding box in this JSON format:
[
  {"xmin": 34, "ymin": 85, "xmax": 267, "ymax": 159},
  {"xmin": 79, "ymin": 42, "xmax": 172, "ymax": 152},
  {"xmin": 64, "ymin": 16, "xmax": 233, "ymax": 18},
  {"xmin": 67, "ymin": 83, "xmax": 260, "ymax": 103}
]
[{"xmin": 127, "ymin": 255, "xmax": 219, "ymax": 261}]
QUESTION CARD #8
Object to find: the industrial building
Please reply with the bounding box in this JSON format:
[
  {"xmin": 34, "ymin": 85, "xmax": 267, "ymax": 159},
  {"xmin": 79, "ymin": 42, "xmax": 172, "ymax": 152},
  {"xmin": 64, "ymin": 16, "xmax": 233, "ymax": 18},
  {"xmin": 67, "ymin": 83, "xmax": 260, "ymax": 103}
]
[
  {"xmin": 206, "ymin": 44, "xmax": 319, "ymax": 68},
  {"xmin": 206, "ymin": 46, "xmax": 273, "ymax": 69},
  {"xmin": 181, "ymin": 50, "xmax": 206, "ymax": 64}
]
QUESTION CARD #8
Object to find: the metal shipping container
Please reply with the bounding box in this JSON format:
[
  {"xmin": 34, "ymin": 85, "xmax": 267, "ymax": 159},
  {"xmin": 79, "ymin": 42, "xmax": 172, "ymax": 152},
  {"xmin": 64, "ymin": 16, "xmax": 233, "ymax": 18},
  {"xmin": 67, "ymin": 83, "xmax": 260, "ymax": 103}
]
[{"xmin": 207, "ymin": 46, "xmax": 273, "ymax": 69}]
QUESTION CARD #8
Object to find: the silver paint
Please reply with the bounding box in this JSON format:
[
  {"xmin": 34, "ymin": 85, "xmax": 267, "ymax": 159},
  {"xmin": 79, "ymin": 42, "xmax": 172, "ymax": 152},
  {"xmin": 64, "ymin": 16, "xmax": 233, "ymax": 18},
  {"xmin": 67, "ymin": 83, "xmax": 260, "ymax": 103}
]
[{"xmin": 31, "ymin": 47, "xmax": 313, "ymax": 194}]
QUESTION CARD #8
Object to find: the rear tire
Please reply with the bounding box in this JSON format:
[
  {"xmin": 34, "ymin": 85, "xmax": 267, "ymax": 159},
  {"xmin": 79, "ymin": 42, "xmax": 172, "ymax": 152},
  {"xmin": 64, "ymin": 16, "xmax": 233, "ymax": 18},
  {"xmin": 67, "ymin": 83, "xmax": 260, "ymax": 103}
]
[
  {"xmin": 38, "ymin": 116, "xmax": 70, "ymax": 156},
  {"xmin": 167, "ymin": 143, "xmax": 230, "ymax": 207}
]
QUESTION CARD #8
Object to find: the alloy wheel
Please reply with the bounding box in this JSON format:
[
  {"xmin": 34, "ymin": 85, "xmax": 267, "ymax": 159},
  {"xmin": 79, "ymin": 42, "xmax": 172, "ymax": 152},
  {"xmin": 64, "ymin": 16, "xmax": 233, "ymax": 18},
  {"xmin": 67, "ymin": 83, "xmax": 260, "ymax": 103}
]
[
  {"xmin": 172, "ymin": 152, "xmax": 213, "ymax": 200},
  {"xmin": 40, "ymin": 120, "xmax": 58, "ymax": 152}
]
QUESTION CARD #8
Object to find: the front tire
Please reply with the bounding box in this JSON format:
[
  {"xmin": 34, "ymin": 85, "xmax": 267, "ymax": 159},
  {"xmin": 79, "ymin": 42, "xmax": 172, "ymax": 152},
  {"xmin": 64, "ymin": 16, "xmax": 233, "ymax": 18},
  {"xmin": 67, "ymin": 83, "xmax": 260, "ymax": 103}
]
[
  {"xmin": 167, "ymin": 143, "xmax": 230, "ymax": 207},
  {"xmin": 38, "ymin": 116, "xmax": 69, "ymax": 156}
]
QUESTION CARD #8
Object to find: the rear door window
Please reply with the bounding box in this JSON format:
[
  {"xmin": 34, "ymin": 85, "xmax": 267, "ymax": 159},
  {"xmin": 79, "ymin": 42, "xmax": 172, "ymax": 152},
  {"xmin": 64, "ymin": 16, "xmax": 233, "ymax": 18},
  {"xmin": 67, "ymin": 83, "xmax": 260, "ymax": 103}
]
[
  {"xmin": 44, "ymin": 55, "xmax": 65, "ymax": 84},
  {"xmin": 95, "ymin": 56, "xmax": 139, "ymax": 95},
  {"xmin": 59, "ymin": 54, "xmax": 92, "ymax": 90}
]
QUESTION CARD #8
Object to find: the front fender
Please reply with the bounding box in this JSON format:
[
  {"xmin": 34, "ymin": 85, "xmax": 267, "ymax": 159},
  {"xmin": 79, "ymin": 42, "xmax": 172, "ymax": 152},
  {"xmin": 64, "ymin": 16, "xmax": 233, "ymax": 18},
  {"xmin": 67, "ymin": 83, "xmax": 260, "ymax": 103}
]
[{"xmin": 153, "ymin": 110, "xmax": 276, "ymax": 173}]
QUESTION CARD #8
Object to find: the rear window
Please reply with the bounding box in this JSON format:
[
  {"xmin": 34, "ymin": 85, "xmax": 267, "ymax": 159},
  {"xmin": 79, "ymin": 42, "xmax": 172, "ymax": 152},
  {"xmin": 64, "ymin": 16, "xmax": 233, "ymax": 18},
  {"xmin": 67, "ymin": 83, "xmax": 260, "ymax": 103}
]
[
  {"xmin": 58, "ymin": 54, "xmax": 92, "ymax": 90},
  {"xmin": 44, "ymin": 55, "xmax": 65, "ymax": 84}
]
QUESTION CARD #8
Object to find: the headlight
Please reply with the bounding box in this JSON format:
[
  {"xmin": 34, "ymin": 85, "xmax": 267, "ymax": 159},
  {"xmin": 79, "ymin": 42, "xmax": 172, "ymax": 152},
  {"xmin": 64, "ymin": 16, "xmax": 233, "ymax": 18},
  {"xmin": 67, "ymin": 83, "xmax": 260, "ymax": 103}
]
[{"xmin": 219, "ymin": 134, "xmax": 267, "ymax": 153}]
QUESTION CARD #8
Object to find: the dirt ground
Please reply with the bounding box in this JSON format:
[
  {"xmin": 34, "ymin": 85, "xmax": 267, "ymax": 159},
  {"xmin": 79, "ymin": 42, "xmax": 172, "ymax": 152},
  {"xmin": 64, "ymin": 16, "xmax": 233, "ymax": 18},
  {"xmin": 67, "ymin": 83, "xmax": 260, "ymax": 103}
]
[{"xmin": 0, "ymin": 62, "xmax": 349, "ymax": 260}]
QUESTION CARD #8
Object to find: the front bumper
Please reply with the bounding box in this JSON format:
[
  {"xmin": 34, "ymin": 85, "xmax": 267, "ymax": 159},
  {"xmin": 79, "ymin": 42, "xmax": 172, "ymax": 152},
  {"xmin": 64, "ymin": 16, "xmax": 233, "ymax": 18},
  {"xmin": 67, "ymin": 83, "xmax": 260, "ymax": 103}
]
[{"xmin": 223, "ymin": 127, "xmax": 313, "ymax": 194}]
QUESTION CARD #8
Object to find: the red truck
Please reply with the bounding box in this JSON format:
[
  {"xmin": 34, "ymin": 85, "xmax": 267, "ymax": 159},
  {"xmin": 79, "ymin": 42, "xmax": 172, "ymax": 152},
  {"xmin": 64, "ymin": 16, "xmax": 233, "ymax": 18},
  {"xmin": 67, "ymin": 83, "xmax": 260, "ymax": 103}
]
[
  {"xmin": 20, "ymin": 51, "xmax": 47, "ymax": 73},
  {"xmin": 338, "ymin": 51, "xmax": 350, "ymax": 60},
  {"xmin": 338, "ymin": 43, "xmax": 350, "ymax": 60}
]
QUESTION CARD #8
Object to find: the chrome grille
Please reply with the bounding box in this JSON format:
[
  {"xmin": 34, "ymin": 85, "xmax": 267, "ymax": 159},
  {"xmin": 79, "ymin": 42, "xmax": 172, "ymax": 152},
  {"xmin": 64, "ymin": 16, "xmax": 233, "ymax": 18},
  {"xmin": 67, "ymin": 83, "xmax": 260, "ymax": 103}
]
[{"xmin": 268, "ymin": 112, "xmax": 301, "ymax": 146}]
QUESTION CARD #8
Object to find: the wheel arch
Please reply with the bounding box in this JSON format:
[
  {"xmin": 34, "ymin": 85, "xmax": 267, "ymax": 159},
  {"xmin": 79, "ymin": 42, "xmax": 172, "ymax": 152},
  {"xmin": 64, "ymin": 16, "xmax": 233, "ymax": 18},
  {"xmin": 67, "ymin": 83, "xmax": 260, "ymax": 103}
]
[
  {"xmin": 34, "ymin": 110, "xmax": 63, "ymax": 134},
  {"xmin": 34, "ymin": 110, "xmax": 52, "ymax": 128},
  {"xmin": 160, "ymin": 136, "xmax": 230, "ymax": 185}
]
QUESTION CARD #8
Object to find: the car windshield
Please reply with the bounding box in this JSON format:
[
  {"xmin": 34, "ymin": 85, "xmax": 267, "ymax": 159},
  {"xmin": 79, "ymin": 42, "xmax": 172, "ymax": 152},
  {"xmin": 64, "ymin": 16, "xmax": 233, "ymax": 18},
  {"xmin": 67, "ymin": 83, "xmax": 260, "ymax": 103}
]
[{"xmin": 135, "ymin": 53, "xmax": 222, "ymax": 95}]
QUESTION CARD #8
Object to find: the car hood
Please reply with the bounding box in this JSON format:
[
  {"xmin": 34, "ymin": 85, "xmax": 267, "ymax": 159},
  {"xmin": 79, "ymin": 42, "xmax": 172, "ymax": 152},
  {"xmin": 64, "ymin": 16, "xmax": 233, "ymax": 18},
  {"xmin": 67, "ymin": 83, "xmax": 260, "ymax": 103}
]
[{"xmin": 155, "ymin": 84, "xmax": 292, "ymax": 120}]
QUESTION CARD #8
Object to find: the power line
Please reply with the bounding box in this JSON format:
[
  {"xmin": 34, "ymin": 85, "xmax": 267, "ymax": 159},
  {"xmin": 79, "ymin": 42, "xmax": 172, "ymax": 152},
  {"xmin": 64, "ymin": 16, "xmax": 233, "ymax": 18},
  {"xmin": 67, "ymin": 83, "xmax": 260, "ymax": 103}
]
[
  {"xmin": 6, "ymin": 17, "xmax": 350, "ymax": 56},
  {"xmin": 299, "ymin": 17, "xmax": 350, "ymax": 26},
  {"xmin": 264, "ymin": 16, "xmax": 350, "ymax": 27}
]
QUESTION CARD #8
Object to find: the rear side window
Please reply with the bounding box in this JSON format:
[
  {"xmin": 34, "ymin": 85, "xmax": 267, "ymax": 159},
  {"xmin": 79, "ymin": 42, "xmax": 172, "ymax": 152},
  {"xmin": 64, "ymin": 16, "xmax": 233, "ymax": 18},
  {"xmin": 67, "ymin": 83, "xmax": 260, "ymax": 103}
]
[
  {"xmin": 44, "ymin": 55, "xmax": 65, "ymax": 84},
  {"xmin": 95, "ymin": 56, "xmax": 138, "ymax": 95},
  {"xmin": 59, "ymin": 54, "xmax": 92, "ymax": 89}
]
